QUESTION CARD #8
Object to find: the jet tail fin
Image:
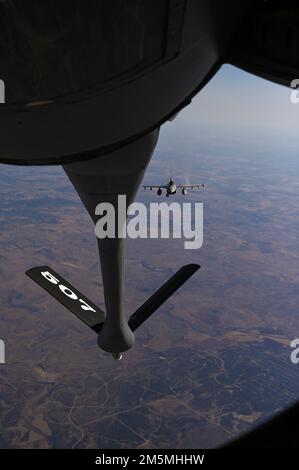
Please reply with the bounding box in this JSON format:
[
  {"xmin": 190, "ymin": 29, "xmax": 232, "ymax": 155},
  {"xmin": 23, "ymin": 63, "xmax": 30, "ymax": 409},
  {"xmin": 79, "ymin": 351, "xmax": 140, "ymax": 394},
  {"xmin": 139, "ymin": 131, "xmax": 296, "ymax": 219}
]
[
  {"xmin": 26, "ymin": 266, "xmax": 105, "ymax": 333},
  {"xmin": 129, "ymin": 264, "xmax": 200, "ymax": 332}
]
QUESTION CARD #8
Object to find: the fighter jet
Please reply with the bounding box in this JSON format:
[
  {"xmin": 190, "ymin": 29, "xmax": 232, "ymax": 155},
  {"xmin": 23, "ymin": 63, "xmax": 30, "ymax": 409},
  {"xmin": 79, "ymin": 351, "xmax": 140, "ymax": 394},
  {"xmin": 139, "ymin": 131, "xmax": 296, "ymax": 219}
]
[{"xmin": 142, "ymin": 177, "xmax": 206, "ymax": 197}]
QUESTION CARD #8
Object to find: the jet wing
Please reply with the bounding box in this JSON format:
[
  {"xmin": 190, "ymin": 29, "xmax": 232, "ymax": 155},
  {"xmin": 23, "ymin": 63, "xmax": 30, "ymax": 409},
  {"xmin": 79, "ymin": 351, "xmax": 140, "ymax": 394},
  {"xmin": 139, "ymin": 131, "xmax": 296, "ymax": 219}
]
[
  {"xmin": 178, "ymin": 184, "xmax": 206, "ymax": 189},
  {"xmin": 142, "ymin": 185, "xmax": 167, "ymax": 190}
]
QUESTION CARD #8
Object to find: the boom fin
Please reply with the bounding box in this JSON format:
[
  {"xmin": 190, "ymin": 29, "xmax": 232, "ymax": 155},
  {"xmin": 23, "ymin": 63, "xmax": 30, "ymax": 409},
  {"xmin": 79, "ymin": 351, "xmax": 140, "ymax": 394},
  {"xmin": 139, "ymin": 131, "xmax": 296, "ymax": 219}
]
[
  {"xmin": 26, "ymin": 266, "xmax": 105, "ymax": 333},
  {"xmin": 129, "ymin": 264, "xmax": 200, "ymax": 332},
  {"xmin": 26, "ymin": 264, "xmax": 200, "ymax": 347}
]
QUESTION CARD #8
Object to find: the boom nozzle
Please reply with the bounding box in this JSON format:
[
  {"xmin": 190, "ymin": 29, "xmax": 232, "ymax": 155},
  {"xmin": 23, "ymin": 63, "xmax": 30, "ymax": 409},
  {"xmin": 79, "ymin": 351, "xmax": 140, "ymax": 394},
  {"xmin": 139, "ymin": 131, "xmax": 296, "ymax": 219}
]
[{"xmin": 112, "ymin": 353, "xmax": 123, "ymax": 361}]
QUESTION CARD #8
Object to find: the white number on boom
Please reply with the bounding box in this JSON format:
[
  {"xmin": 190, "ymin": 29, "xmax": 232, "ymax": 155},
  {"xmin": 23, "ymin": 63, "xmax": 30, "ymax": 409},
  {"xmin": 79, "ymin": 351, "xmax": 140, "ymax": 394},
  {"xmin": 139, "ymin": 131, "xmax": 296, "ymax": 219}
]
[{"xmin": 41, "ymin": 271, "xmax": 96, "ymax": 313}]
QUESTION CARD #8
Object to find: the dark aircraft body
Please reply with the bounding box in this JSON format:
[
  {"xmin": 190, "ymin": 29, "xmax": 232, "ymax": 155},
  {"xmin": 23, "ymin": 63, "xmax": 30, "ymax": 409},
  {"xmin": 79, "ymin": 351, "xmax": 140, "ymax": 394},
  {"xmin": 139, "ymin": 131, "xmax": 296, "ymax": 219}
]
[{"xmin": 0, "ymin": 0, "xmax": 299, "ymax": 446}]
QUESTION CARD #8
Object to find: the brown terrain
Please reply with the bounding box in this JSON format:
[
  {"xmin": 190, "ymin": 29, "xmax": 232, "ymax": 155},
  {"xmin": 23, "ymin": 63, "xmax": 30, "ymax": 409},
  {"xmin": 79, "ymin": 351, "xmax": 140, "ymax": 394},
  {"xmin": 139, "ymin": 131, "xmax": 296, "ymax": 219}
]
[{"xmin": 1, "ymin": 128, "xmax": 299, "ymax": 448}]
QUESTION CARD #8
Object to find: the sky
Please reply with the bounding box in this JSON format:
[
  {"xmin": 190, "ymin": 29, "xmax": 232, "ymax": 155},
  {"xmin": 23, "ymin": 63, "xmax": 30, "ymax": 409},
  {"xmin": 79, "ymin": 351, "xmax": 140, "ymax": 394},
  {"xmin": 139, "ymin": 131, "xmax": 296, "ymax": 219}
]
[{"xmin": 168, "ymin": 64, "xmax": 299, "ymax": 144}]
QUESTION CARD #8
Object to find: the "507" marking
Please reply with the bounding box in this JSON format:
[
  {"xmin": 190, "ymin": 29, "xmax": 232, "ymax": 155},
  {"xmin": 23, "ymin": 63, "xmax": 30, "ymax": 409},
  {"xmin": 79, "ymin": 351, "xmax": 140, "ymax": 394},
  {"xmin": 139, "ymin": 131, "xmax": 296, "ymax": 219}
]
[{"xmin": 41, "ymin": 270, "xmax": 96, "ymax": 313}]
